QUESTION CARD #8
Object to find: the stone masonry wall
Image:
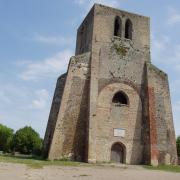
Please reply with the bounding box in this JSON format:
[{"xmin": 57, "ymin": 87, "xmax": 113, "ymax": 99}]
[
  {"xmin": 92, "ymin": 4, "xmax": 150, "ymax": 51},
  {"xmin": 47, "ymin": 52, "xmax": 91, "ymax": 161},
  {"xmin": 88, "ymin": 4, "xmax": 150, "ymax": 163},
  {"xmin": 75, "ymin": 6, "xmax": 94, "ymax": 55},
  {"xmin": 95, "ymin": 83, "xmax": 143, "ymax": 164},
  {"xmin": 43, "ymin": 73, "xmax": 67, "ymax": 157},
  {"xmin": 147, "ymin": 63, "xmax": 178, "ymax": 165}
]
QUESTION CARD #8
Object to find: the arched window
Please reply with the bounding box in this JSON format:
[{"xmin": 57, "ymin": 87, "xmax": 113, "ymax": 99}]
[
  {"xmin": 112, "ymin": 91, "xmax": 128, "ymax": 106},
  {"xmin": 114, "ymin": 16, "xmax": 122, "ymax": 37},
  {"xmin": 125, "ymin": 19, "xmax": 133, "ymax": 40}
]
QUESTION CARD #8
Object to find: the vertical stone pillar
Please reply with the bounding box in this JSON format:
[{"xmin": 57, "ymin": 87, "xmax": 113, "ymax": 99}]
[
  {"xmin": 88, "ymin": 48, "xmax": 100, "ymax": 163},
  {"xmin": 147, "ymin": 87, "xmax": 159, "ymax": 166}
]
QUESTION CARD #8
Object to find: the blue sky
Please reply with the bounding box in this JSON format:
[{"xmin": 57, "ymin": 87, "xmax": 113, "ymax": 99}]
[{"xmin": 0, "ymin": 0, "xmax": 180, "ymax": 138}]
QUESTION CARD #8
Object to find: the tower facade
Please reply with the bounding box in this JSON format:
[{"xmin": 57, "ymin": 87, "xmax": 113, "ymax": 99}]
[{"xmin": 43, "ymin": 4, "xmax": 177, "ymax": 165}]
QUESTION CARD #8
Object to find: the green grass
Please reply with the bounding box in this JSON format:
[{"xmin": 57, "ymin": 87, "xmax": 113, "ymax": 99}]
[
  {"xmin": 0, "ymin": 154, "xmax": 87, "ymax": 169},
  {"xmin": 143, "ymin": 165, "xmax": 180, "ymax": 173},
  {"xmin": 1, "ymin": 154, "xmax": 179, "ymax": 172}
]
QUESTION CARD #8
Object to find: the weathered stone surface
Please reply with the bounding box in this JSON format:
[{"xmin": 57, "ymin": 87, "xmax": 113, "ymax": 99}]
[
  {"xmin": 43, "ymin": 73, "xmax": 67, "ymax": 157},
  {"xmin": 43, "ymin": 4, "xmax": 177, "ymax": 165}
]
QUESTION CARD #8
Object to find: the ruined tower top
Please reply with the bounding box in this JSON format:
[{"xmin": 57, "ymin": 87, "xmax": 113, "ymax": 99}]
[{"xmin": 76, "ymin": 4, "xmax": 150, "ymax": 56}]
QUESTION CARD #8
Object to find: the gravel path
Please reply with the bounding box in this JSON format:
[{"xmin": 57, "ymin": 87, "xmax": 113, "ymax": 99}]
[{"xmin": 0, "ymin": 162, "xmax": 180, "ymax": 180}]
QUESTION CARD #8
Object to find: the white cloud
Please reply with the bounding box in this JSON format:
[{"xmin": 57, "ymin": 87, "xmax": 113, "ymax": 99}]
[
  {"xmin": 0, "ymin": 91, "xmax": 12, "ymax": 104},
  {"xmin": 167, "ymin": 7, "xmax": 180, "ymax": 25},
  {"xmin": 0, "ymin": 84, "xmax": 29, "ymax": 105},
  {"xmin": 151, "ymin": 34, "xmax": 180, "ymax": 67},
  {"xmin": 151, "ymin": 34, "xmax": 172, "ymax": 64},
  {"xmin": 74, "ymin": 0, "xmax": 121, "ymax": 12},
  {"xmin": 75, "ymin": 0, "xmax": 85, "ymax": 5},
  {"xmin": 30, "ymin": 89, "xmax": 49, "ymax": 110},
  {"xmin": 172, "ymin": 101, "xmax": 180, "ymax": 136},
  {"xmin": 173, "ymin": 101, "xmax": 180, "ymax": 111},
  {"xmin": 152, "ymin": 35, "xmax": 170, "ymax": 51},
  {"xmin": 18, "ymin": 49, "xmax": 73, "ymax": 81},
  {"xmin": 0, "ymin": 83, "xmax": 51, "ymax": 137},
  {"xmin": 31, "ymin": 33, "xmax": 74, "ymax": 46},
  {"xmin": 170, "ymin": 80, "xmax": 180, "ymax": 95}
]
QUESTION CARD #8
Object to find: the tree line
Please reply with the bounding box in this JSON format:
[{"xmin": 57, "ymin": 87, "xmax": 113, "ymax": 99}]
[
  {"xmin": 0, "ymin": 123, "xmax": 180, "ymax": 158},
  {"xmin": 0, "ymin": 124, "xmax": 42, "ymax": 156},
  {"xmin": 177, "ymin": 136, "xmax": 180, "ymax": 158}
]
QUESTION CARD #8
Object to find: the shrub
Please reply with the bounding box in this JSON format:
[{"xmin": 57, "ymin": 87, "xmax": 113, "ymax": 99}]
[
  {"xmin": 12, "ymin": 126, "xmax": 42, "ymax": 156},
  {"xmin": 177, "ymin": 136, "xmax": 180, "ymax": 157},
  {"xmin": 0, "ymin": 124, "xmax": 14, "ymax": 153}
]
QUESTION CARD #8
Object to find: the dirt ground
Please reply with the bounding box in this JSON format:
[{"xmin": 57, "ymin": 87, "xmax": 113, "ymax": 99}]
[{"xmin": 0, "ymin": 162, "xmax": 180, "ymax": 180}]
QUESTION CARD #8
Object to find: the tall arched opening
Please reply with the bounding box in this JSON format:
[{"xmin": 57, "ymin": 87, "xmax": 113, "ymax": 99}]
[
  {"xmin": 125, "ymin": 19, "xmax": 133, "ymax": 40},
  {"xmin": 114, "ymin": 16, "xmax": 122, "ymax": 37}
]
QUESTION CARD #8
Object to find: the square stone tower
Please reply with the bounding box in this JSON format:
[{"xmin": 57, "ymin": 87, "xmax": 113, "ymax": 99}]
[{"xmin": 43, "ymin": 4, "xmax": 177, "ymax": 165}]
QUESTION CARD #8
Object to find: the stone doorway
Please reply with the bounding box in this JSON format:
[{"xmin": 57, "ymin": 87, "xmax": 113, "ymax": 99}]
[{"xmin": 111, "ymin": 143, "xmax": 125, "ymax": 163}]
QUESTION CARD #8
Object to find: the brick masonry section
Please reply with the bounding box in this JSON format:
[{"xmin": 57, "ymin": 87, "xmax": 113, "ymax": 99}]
[{"xmin": 147, "ymin": 87, "xmax": 159, "ymax": 166}]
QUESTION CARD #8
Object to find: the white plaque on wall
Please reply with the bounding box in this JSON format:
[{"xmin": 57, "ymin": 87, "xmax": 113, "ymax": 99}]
[{"xmin": 114, "ymin": 129, "xmax": 125, "ymax": 137}]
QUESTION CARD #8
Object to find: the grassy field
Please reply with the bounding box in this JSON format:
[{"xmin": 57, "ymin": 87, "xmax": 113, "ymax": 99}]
[
  {"xmin": 0, "ymin": 154, "xmax": 180, "ymax": 172},
  {"xmin": 0, "ymin": 154, "xmax": 87, "ymax": 169},
  {"xmin": 143, "ymin": 165, "xmax": 180, "ymax": 173}
]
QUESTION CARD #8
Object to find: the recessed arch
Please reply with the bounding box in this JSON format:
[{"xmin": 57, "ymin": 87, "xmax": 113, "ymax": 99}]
[
  {"xmin": 112, "ymin": 91, "xmax": 129, "ymax": 106},
  {"xmin": 125, "ymin": 19, "xmax": 133, "ymax": 40},
  {"xmin": 96, "ymin": 83, "xmax": 142, "ymax": 163},
  {"xmin": 114, "ymin": 16, "xmax": 122, "ymax": 37},
  {"xmin": 111, "ymin": 142, "xmax": 126, "ymax": 163}
]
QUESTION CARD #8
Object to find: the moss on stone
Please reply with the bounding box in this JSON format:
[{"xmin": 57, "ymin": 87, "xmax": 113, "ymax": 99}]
[{"xmin": 113, "ymin": 43, "xmax": 129, "ymax": 58}]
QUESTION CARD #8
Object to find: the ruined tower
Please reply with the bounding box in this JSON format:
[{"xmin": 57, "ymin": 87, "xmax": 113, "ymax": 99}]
[{"xmin": 43, "ymin": 4, "xmax": 177, "ymax": 165}]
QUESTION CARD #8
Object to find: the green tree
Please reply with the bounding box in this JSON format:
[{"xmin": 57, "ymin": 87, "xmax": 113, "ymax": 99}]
[
  {"xmin": 177, "ymin": 136, "xmax": 180, "ymax": 157},
  {"xmin": 12, "ymin": 126, "xmax": 42, "ymax": 155},
  {"xmin": 0, "ymin": 124, "xmax": 14, "ymax": 153}
]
